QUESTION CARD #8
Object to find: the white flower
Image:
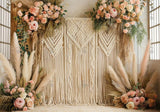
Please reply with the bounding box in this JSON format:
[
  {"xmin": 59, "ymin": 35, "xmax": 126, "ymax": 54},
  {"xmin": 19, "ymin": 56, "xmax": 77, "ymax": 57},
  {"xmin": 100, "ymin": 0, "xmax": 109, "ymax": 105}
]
[
  {"xmin": 126, "ymin": 102, "xmax": 135, "ymax": 109},
  {"xmin": 127, "ymin": 4, "xmax": 133, "ymax": 12},
  {"xmin": 20, "ymin": 92, "xmax": 27, "ymax": 99},
  {"xmin": 26, "ymin": 98, "xmax": 34, "ymax": 109}
]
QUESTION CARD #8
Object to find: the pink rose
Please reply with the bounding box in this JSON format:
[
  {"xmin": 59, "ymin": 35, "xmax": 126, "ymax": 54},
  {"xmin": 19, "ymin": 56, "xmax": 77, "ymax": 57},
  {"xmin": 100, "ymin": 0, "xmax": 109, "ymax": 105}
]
[
  {"xmin": 10, "ymin": 81, "xmax": 14, "ymax": 86},
  {"xmin": 54, "ymin": 12, "xmax": 59, "ymax": 18},
  {"xmin": 17, "ymin": 2, "xmax": 22, "ymax": 8},
  {"xmin": 129, "ymin": 98, "xmax": 133, "ymax": 102},
  {"xmin": 105, "ymin": 13, "xmax": 111, "ymax": 19},
  {"xmin": 4, "ymin": 88, "xmax": 10, "ymax": 93},
  {"xmin": 41, "ymin": 18, "xmax": 47, "ymax": 24},
  {"xmin": 23, "ymin": 15, "xmax": 29, "ymax": 22},
  {"xmin": 10, "ymin": 88, "xmax": 16, "ymax": 94},
  {"xmin": 121, "ymin": 94, "xmax": 129, "ymax": 104},
  {"xmin": 28, "ymin": 30, "xmax": 32, "ymax": 34},
  {"xmin": 130, "ymin": 91, "xmax": 136, "ymax": 97},
  {"xmin": 99, "ymin": 5, "xmax": 104, "ymax": 11},
  {"xmin": 48, "ymin": 10, "xmax": 53, "ymax": 15},
  {"xmin": 17, "ymin": 10, "xmax": 23, "ymax": 17},
  {"xmin": 29, "ymin": 7, "xmax": 39, "ymax": 16},
  {"xmin": 34, "ymin": 2, "xmax": 41, "ymax": 7},
  {"xmin": 55, "ymin": 19, "xmax": 60, "ymax": 24},
  {"xmin": 14, "ymin": 98, "xmax": 25, "ymax": 109},
  {"xmin": 135, "ymin": 6, "xmax": 140, "ymax": 13},
  {"xmin": 116, "ymin": 18, "xmax": 122, "ymax": 23},
  {"xmin": 47, "ymin": 3, "xmax": 51, "ymax": 6},
  {"xmin": 43, "ymin": 4, "xmax": 49, "ymax": 11},
  {"xmin": 18, "ymin": 87, "xmax": 25, "ymax": 93},
  {"xmin": 110, "ymin": 8, "xmax": 117, "ymax": 18},
  {"xmin": 58, "ymin": 7, "xmax": 61, "ymax": 11},
  {"xmin": 130, "ymin": 0, "xmax": 135, "ymax": 4},
  {"xmin": 121, "ymin": 9, "xmax": 126, "ymax": 14},
  {"xmin": 29, "ymin": 16, "xmax": 35, "ymax": 21},
  {"xmin": 28, "ymin": 80, "xmax": 34, "ymax": 85},
  {"xmin": 127, "ymin": 91, "xmax": 131, "ymax": 96},
  {"xmin": 96, "ymin": 15, "xmax": 100, "ymax": 19},
  {"xmin": 23, "ymin": 106, "xmax": 28, "ymax": 111},
  {"xmin": 28, "ymin": 92, "xmax": 33, "ymax": 97},
  {"xmin": 29, "ymin": 21, "xmax": 39, "ymax": 31},
  {"xmin": 114, "ymin": 1, "xmax": 119, "ymax": 8},
  {"xmin": 97, "ymin": 10, "xmax": 101, "ymax": 15},
  {"xmin": 133, "ymin": 97, "xmax": 140, "ymax": 106},
  {"xmin": 123, "ymin": 15, "xmax": 128, "ymax": 20},
  {"xmin": 140, "ymin": 97, "xmax": 145, "ymax": 103},
  {"xmin": 123, "ymin": 29, "xmax": 128, "ymax": 33},
  {"xmin": 136, "ymin": 90, "xmax": 139, "ymax": 96},
  {"xmin": 130, "ymin": 21, "xmax": 136, "ymax": 25},
  {"xmin": 31, "ymin": 96, "xmax": 35, "ymax": 101},
  {"xmin": 125, "ymin": 23, "xmax": 130, "ymax": 27},
  {"xmin": 14, "ymin": 86, "xmax": 18, "ymax": 89},
  {"xmin": 55, "ymin": 5, "xmax": 58, "ymax": 10}
]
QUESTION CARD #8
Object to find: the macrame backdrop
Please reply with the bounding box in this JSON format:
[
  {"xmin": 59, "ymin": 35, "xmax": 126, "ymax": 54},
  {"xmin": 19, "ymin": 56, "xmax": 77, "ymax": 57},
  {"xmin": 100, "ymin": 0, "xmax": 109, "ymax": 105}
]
[{"xmin": 40, "ymin": 18, "xmax": 120, "ymax": 105}]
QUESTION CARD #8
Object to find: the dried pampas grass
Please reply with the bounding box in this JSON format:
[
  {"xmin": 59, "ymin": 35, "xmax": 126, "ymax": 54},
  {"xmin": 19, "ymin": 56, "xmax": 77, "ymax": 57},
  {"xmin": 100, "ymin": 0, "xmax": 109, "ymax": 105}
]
[
  {"xmin": 22, "ymin": 52, "xmax": 29, "ymax": 81},
  {"xmin": 108, "ymin": 66, "xmax": 126, "ymax": 93},
  {"xmin": 0, "ymin": 53, "xmax": 16, "ymax": 83},
  {"xmin": 139, "ymin": 41, "xmax": 150, "ymax": 83},
  {"xmin": 28, "ymin": 51, "xmax": 35, "ymax": 82},
  {"xmin": 117, "ymin": 57, "xmax": 131, "ymax": 89},
  {"xmin": 132, "ymin": 53, "xmax": 137, "ymax": 85},
  {"xmin": 31, "ymin": 65, "xmax": 39, "ymax": 90},
  {"xmin": 0, "ymin": 61, "xmax": 6, "ymax": 84},
  {"xmin": 10, "ymin": 32, "xmax": 21, "ymax": 81},
  {"xmin": 36, "ymin": 72, "xmax": 53, "ymax": 94}
]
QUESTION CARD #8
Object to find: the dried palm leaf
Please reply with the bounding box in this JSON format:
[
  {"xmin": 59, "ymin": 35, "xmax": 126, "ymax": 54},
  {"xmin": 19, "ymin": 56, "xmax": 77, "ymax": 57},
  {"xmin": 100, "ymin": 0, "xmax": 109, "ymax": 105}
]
[
  {"xmin": 10, "ymin": 32, "xmax": 21, "ymax": 81},
  {"xmin": 31, "ymin": 65, "xmax": 39, "ymax": 90},
  {"xmin": 0, "ymin": 53, "xmax": 16, "ymax": 83},
  {"xmin": 22, "ymin": 52, "xmax": 29, "ymax": 82},
  {"xmin": 132, "ymin": 53, "xmax": 137, "ymax": 85},
  {"xmin": 36, "ymin": 72, "xmax": 53, "ymax": 94},
  {"xmin": 139, "ymin": 41, "xmax": 150, "ymax": 83},
  {"xmin": 145, "ymin": 71, "xmax": 158, "ymax": 92},
  {"xmin": 117, "ymin": 57, "xmax": 131, "ymax": 89},
  {"xmin": 27, "ymin": 51, "xmax": 35, "ymax": 82},
  {"xmin": 108, "ymin": 66, "xmax": 126, "ymax": 93}
]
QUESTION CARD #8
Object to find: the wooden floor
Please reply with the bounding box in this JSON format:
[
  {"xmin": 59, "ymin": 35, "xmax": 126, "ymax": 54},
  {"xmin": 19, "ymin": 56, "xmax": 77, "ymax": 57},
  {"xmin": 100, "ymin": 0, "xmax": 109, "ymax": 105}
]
[{"xmin": 23, "ymin": 105, "xmax": 159, "ymax": 112}]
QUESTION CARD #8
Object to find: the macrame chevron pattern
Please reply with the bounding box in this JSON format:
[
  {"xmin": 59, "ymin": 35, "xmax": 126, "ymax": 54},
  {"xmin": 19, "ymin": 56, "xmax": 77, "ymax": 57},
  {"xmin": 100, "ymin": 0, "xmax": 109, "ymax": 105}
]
[
  {"xmin": 98, "ymin": 28, "xmax": 117, "ymax": 56},
  {"xmin": 43, "ymin": 26, "xmax": 63, "ymax": 57},
  {"xmin": 66, "ymin": 18, "xmax": 95, "ymax": 49}
]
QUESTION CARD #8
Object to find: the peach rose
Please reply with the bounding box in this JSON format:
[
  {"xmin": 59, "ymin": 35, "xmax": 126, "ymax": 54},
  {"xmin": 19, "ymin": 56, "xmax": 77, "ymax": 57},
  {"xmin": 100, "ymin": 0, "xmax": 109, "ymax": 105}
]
[
  {"xmin": 18, "ymin": 87, "xmax": 25, "ymax": 93},
  {"xmin": 136, "ymin": 0, "xmax": 140, "ymax": 5},
  {"xmin": 103, "ymin": 4, "xmax": 107, "ymax": 8},
  {"xmin": 29, "ymin": 21, "xmax": 39, "ymax": 31},
  {"xmin": 130, "ymin": 21, "xmax": 136, "ymax": 25},
  {"xmin": 121, "ymin": 9, "xmax": 126, "ymax": 14},
  {"xmin": 123, "ymin": 15, "xmax": 128, "ymax": 20},
  {"xmin": 29, "ymin": 7, "xmax": 39, "ymax": 16},
  {"xmin": 29, "ymin": 16, "xmax": 35, "ymax": 21},
  {"xmin": 123, "ymin": 29, "xmax": 128, "ymax": 33},
  {"xmin": 54, "ymin": 12, "xmax": 59, "ymax": 18},
  {"xmin": 99, "ymin": 5, "xmax": 104, "ymax": 11},
  {"xmin": 114, "ymin": 1, "xmax": 119, "ymax": 8},
  {"xmin": 121, "ymin": 94, "xmax": 129, "ymax": 104},
  {"xmin": 31, "ymin": 96, "xmax": 35, "ymax": 101},
  {"xmin": 124, "ymin": 1, "xmax": 128, "ymax": 7},
  {"xmin": 17, "ymin": 2, "xmax": 22, "ymax": 8},
  {"xmin": 126, "ymin": 102, "xmax": 134, "ymax": 109},
  {"xmin": 34, "ymin": 2, "xmax": 41, "ymax": 7},
  {"xmin": 129, "ymin": 98, "xmax": 133, "ymax": 102},
  {"xmin": 55, "ymin": 19, "xmax": 60, "ymax": 24},
  {"xmin": 130, "ymin": 0, "xmax": 135, "ymax": 4},
  {"xmin": 48, "ymin": 10, "xmax": 53, "ymax": 15},
  {"xmin": 43, "ymin": 4, "xmax": 48, "ymax": 11},
  {"xmin": 10, "ymin": 88, "xmax": 16, "ymax": 95},
  {"xmin": 23, "ymin": 106, "xmax": 28, "ymax": 111},
  {"xmin": 4, "ymin": 88, "xmax": 10, "ymax": 93},
  {"xmin": 101, "ymin": 0, "xmax": 106, "ymax": 4},
  {"xmin": 108, "ymin": 5, "xmax": 112, "ymax": 10},
  {"xmin": 17, "ymin": 10, "xmax": 23, "ymax": 17},
  {"xmin": 14, "ymin": 98, "xmax": 25, "ymax": 109},
  {"xmin": 40, "ymin": 1, "xmax": 44, "ymax": 5},
  {"xmin": 130, "ymin": 91, "xmax": 136, "ymax": 97},
  {"xmin": 28, "ymin": 92, "xmax": 33, "ymax": 97},
  {"xmin": 105, "ymin": 13, "xmax": 111, "ymax": 19},
  {"xmin": 132, "ymin": 12, "xmax": 136, "ymax": 17},
  {"xmin": 55, "ymin": 5, "xmax": 58, "ymax": 10},
  {"xmin": 126, "ymin": 4, "xmax": 133, "ymax": 12},
  {"xmin": 4, "ymin": 80, "xmax": 10, "ymax": 89},
  {"xmin": 37, "ymin": 15, "xmax": 43, "ymax": 20},
  {"xmin": 47, "ymin": 3, "xmax": 51, "ymax": 6},
  {"xmin": 28, "ymin": 80, "xmax": 34, "ymax": 85},
  {"xmin": 140, "ymin": 97, "xmax": 145, "ymax": 103},
  {"xmin": 96, "ymin": 15, "xmax": 100, "ymax": 19},
  {"xmin": 116, "ymin": 18, "xmax": 122, "ymax": 23},
  {"xmin": 135, "ymin": 6, "xmax": 140, "ymax": 13},
  {"xmin": 133, "ymin": 97, "xmax": 140, "ymax": 106},
  {"xmin": 26, "ymin": 98, "xmax": 34, "ymax": 108},
  {"xmin": 110, "ymin": 8, "xmax": 118, "ymax": 18},
  {"xmin": 23, "ymin": 15, "xmax": 29, "ymax": 22},
  {"xmin": 120, "ymin": 3, "xmax": 125, "ymax": 10},
  {"xmin": 97, "ymin": 10, "xmax": 101, "ymax": 15},
  {"xmin": 28, "ymin": 30, "xmax": 32, "ymax": 34},
  {"xmin": 50, "ymin": 5, "xmax": 54, "ymax": 10},
  {"xmin": 58, "ymin": 7, "xmax": 61, "ymax": 11},
  {"xmin": 41, "ymin": 18, "xmax": 47, "ymax": 24}
]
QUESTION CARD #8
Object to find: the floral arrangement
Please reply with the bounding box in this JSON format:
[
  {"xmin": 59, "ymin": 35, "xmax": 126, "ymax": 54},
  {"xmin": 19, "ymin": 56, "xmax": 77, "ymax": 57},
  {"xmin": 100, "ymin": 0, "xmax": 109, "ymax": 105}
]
[
  {"xmin": 0, "ymin": 32, "xmax": 53, "ymax": 111},
  {"xmin": 107, "ymin": 41, "xmax": 158, "ymax": 109},
  {"xmin": 0, "ymin": 80, "xmax": 40, "ymax": 111},
  {"xmin": 87, "ymin": 0, "xmax": 147, "ymax": 43},
  {"xmin": 16, "ymin": 0, "xmax": 66, "ymax": 35}
]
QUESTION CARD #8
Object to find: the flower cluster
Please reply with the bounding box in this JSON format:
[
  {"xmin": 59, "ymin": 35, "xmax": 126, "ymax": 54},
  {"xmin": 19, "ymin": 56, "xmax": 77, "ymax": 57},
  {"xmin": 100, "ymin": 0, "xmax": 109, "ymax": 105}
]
[
  {"xmin": 113, "ymin": 89, "xmax": 157, "ymax": 109},
  {"xmin": 1, "ymin": 80, "xmax": 38, "ymax": 111},
  {"xmin": 16, "ymin": 1, "xmax": 66, "ymax": 34},
  {"xmin": 88, "ymin": 0, "xmax": 146, "ymax": 42}
]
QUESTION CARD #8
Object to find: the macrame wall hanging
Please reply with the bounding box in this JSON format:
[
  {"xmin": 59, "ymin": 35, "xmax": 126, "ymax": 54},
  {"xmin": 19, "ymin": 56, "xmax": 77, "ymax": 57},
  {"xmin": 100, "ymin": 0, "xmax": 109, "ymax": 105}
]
[{"xmin": 40, "ymin": 18, "xmax": 120, "ymax": 105}]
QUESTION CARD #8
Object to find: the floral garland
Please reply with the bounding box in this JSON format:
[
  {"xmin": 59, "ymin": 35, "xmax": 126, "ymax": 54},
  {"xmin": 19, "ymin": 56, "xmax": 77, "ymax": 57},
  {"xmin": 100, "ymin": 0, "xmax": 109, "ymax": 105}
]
[
  {"xmin": 16, "ymin": 1, "xmax": 67, "ymax": 35},
  {"xmin": 87, "ymin": 0, "xmax": 147, "ymax": 43},
  {"xmin": 0, "ymin": 80, "xmax": 41, "ymax": 111}
]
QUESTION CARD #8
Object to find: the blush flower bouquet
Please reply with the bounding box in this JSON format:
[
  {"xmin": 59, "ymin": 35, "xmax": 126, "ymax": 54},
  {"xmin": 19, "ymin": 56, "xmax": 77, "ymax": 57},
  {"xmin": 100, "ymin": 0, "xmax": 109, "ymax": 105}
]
[
  {"xmin": 16, "ymin": 0, "xmax": 67, "ymax": 35},
  {"xmin": 87, "ymin": 0, "xmax": 147, "ymax": 43}
]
